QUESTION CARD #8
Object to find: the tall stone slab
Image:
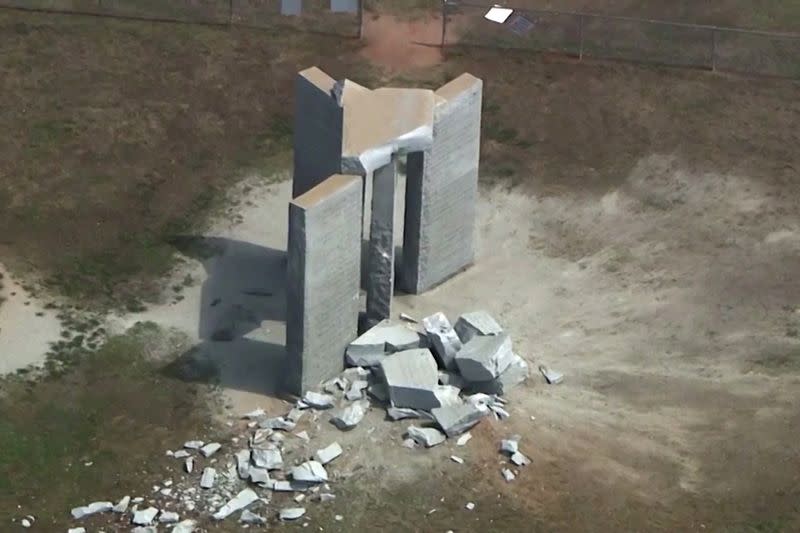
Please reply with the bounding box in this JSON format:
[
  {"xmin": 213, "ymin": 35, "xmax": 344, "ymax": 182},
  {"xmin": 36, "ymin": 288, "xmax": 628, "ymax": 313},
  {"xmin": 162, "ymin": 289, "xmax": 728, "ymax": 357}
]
[
  {"xmin": 365, "ymin": 156, "xmax": 397, "ymax": 325},
  {"xmin": 292, "ymin": 67, "xmax": 344, "ymax": 198},
  {"xmin": 286, "ymin": 175, "xmax": 363, "ymax": 395},
  {"xmin": 401, "ymin": 74, "xmax": 482, "ymax": 293}
]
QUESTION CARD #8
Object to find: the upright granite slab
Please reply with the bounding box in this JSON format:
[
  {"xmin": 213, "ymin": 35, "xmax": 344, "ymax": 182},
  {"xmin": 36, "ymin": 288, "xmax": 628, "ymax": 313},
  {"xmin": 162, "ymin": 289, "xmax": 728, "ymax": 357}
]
[
  {"xmin": 365, "ymin": 156, "xmax": 397, "ymax": 325},
  {"xmin": 286, "ymin": 175, "xmax": 363, "ymax": 395},
  {"xmin": 401, "ymin": 74, "xmax": 483, "ymax": 293}
]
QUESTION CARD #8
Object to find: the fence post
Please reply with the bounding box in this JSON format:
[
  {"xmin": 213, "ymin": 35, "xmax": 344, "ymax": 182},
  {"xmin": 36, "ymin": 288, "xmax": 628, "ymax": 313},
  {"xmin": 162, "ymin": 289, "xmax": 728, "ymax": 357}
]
[
  {"xmin": 441, "ymin": 0, "xmax": 447, "ymax": 47},
  {"xmin": 578, "ymin": 14, "xmax": 584, "ymax": 60},
  {"xmin": 710, "ymin": 28, "xmax": 718, "ymax": 71}
]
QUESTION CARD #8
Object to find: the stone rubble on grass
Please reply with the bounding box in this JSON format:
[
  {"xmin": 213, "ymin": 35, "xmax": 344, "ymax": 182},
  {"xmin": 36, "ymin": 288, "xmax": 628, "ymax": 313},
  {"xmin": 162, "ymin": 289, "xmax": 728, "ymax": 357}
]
[
  {"xmin": 454, "ymin": 311, "xmax": 503, "ymax": 343},
  {"xmin": 212, "ymin": 488, "xmax": 259, "ymax": 520},
  {"xmin": 249, "ymin": 467, "xmax": 270, "ymax": 487},
  {"xmin": 314, "ymin": 442, "xmax": 343, "ymax": 465},
  {"xmin": 200, "ymin": 467, "xmax": 217, "ymax": 489},
  {"xmin": 71, "ymin": 501, "xmax": 113, "ymax": 519},
  {"xmin": 423, "ymin": 312, "xmax": 463, "ymax": 369},
  {"xmin": 279, "ymin": 507, "xmax": 306, "ymax": 521},
  {"xmin": 240, "ymin": 509, "xmax": 267, "ymax": 525},
  {"xmin": 539, "ymin": 364, "xmax": 564, "ymax": 384},
  {"xmin": 199, "ymin": 442, "xmax": 221, "ymax": 458},
  {"xmin": 406, "ymin": 425, "xmax": 446, "ymax": 448},
  {"xmin": 132, "ymin": 506, "xmax": 159, "ymax": 526}
]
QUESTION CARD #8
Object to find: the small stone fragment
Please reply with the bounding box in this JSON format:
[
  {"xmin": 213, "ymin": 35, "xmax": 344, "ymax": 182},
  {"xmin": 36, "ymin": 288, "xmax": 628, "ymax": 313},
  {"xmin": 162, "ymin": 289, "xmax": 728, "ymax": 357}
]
[
  {"xmin": 200, "ymin": 467, "xmax": 217, "ymax": 489},
  {"xmin": 271, "ymin": 480, "xmax": 311, "ymax": 492},
  {"xmin": 318, "ymin": 492, "xmax": 336, "ymax": 503},
  {"xmin": 171, "ymin": 519, "xmax": 198, "ymax": 533},
  {"xmin": 235, "ymin": 449, "xmax": 251, "ymax": 479},
  {"xmin": 401, "ymin": 438, "xmax": 417, "ymax": 449},
  {"xmin": 454, "ymin": 311, "xmax": 503, "ymax": 343},
  {"xmin": 159, "ymin": 511, "xmax": 180, "ymax": 523},
  {"xmin": 200, "ymin": 442, "xmax": 221, "ymax": 457},
  {"xmin": 539, "ymin": 365, "xmax": 564, "ymax": 384},
  {"xmin": 112, "ymin": 495, "xmax": 130, "ymax": 513},
  {"xmin": 431, "ymin": 403, "xmax": 487, "ymax": 437},
  {"xmin": 249, "ymin": 467, "xmax": 270, "ymax": 487},
  {"xmin": 489, "ymin": 404, "xmax": 511, "ymax": 420},
  {"xmin": 71, "ymin": 501, "xmax": 113, "ymax": 519},
  {"xmin": 331, "ymin": 400, "xmax": 368, "ymax": 430},
  {"xmin": 456, "ymin": 432, "xmax": 472, "ymax": 446},
  {"xmin": 502, "ymin": 468, "xmax": 516, "ymax": 482},
  {"xmin": 450, "ymin": 455, "xmax": 464, "ymax": 464},
  {"xmin": 242, "ymin": 408, "xmax": 266, "ymax": 419},
  {"xmin": 511, "ymin": 452, "xmax": 530, "ymax": 466},
  {"xmin": 279, "ymin": 507, "xmax": 306, "ymax": 521},
  {"xmin": 173, "ymin": 450, "xmax": 191, "ymax": 459},
  {"xmin": 295, "ymin": 430, "xmax": 310, "ymax": 442},
  {"xmin": 259, "ymin": 417, "xmax": 296, "ymax": 431},
  {"xmin": 456, "ymin": 334, "xmax": 515, "ymax": 382},
  {"xmin": 294, "ymin": 493, "xmax": 306, "ymax": 503},
  {"xmin": 240, "ymin": 509, "xmax": 267, "ymax": 525},
  {"xmin": 291, "ymin": 461, "xmax": 328, "ymax": 483},
  {"xmin": 251, "ymin": 448, "xmax": 283, "ymax": 470},
  {"xmin": 183, "ymin": 440, "xmax": 204, "ymax": 450},
  {"xmin": 212, "ymin": 488, "xmax": 259, "ymax": 520},
  {"xmin": 302, "ymin": 391, "xmax": 336, "ymax": 409},
  {"xmin": 406, "ymin": 425, "xmax": 446, "ymax": 448},
  {"xmin": 286, "ymin": 407, "xmax": 305, "ymax": 423},
  {"xmin": 132, "ymin": 506, "xmax": 159, "ymax": 525},
  {"xmin": 68, "ymin": 528, "xmax": 87, "ymax": 533},
  {"xmin": 345, "ymin": 379, "xmax": 369, "ymax": 401},
  {"xmin": 314, "ymin": 442, "xmax": 343, "ymax": 465},
  {"xmin": 465, "ymin": 502, "xmax": 475, "ymax": 511},
  {"xmin": 184, "ymin": 457, "xmax": 194, "ymax": 474},
  {"xmin": 423, "ymin": 312, "xmax": 463, "ymax": 369},
  {"xmin": 21, "ymin": 518, "xmax": 31, "ymax": 528},
  {"xmin": 131, "ymin": 527, "xmax": 157, "ymax": 533},
  {"xmin": 380, "ymin": 349, "xmax": 441, "ymax": 410},
  {"xmin": 500, "ymin": 436, "xmax": 520, "ymax": 455},
  {"xmin": 346, "ymin": 320, "xmax": 424, "ymax": 366}
]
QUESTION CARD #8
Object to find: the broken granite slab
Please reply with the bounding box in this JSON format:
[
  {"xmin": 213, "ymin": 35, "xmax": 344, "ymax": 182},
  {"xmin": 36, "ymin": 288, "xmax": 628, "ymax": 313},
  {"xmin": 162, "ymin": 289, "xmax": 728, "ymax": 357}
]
[
  {"xmin": 212, "ymin": 488, "xmax": 259, "ymax": 520},
  {"xmin": 249, "ymin": 467, "xmax": 270, "ymax": 487},
  {"xmin": 241, "ymin": 509, "xmax": 267, "ymax": 525},
  {"xmin": 279, "ymin": 507, "xmax": 306, "ymax": 521},
  {"xmin": 511, "ymin": 451, "xmax": 530, "ymax": 466},
  {"xmin": 132, "ymin": 507, "xmax": 159, "ymax": 526},
  {"xmin": 272, "ymin": 480, "xmax": 312, "ymax": 492},
  {"xmin": 539, "ymin": 364, "xmax": 563, "ymax": 384},
  {"xmin": 501, "ymin": 468, "xmax": 516, "ymax": 482},
  {"xmin": 291, "ymin": 461, "xmax": 328, "ymax": 483},
  {"xmin": 200, "ymin": 467, "xmax": 217, "ymax": 489},
  {"xmin": 345, "ymin": 320, "xmax": 424, "ymax": 366},
  {"xmin": 454, "ymin": 311, "xmax": 503, "ymax": 343},
  {"xmin": 455, "ymin": 333, "xmax": 515, "ymax": 382},
  {"xmin": 406, "ymin": 425, "xmax": 446, "ymax": 448},
  {"xmin": 112, "ymin": 496, "xmax": 130, "ymax": 513},
  {"xmin": 500, "ymin": 436, "xmax": 520, "ymax": 455},
  {"xmin": 259, "ymin": 417, "xmax": 297, "ymax": 431},
  {"xmin": 302, "ymin": 391, "xmax": 336, "ymax": 409},
  {"xmin": 423, "ymin": 312, "xmax": 463, "ymax": 369},
  {"xmin": 331, "ymin": 400, "xmax": 368, "ymax": 430},
  {"xmin": 314, "ymin": 442, "xmax": 343, "ymax": 465},
  {"xmin": 71, "ymin": 501, "xmax": 113, "ymax": 520},
  {"xmin": 236, "ymin": 449, "xmax": 251, "ymax": 479},
  {"xmin": 199, "ymin": 442, "xmax": 221, "ymax": 458},
  {"xmin": 345, "ymin": 379, "xmax": 369, "ymax": 401},
  {"xmin": 183, "ymin": 440, "xmax": 204, "ymax": 450},
  {"xmin": 251, "ymin": 448, "xmax": 283, "ymax": 470},
  {"xmin": 467, "ymin": 353, "xmax": 529, "ymax": 395},
  {"xmin": 171, "ymin": 520, "xmax": 197, "ymax": 533},
  {"xmin": 431, "ymin": 403, "xmax": 487, "ymax": 437},
  {"xmin": 159, "ymin": 511, "xmax": 180, "ymax": 523},
  {"xmin": 380, "ymin": 349, "xmax": 440, "ymax": 410}
]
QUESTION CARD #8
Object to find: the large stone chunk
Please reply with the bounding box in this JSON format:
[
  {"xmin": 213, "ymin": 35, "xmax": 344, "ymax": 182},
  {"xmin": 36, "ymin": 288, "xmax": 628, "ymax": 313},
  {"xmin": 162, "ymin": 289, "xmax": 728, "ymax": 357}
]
[
  {"xmin": 71, "ymin": 501, "xmax": 113, "ymax": 520},
  {"xmin": 431, "ymin": 403, "xmax": 487, "ymax": 437},
  {"xmin": 454, "ymin": 311, "xmax": 503, "ymax": 344},
  {"xmin": 380, "ymin": 349, "xmax": 440, "ymax": 410},
  {"xmin": 406, "ymin": 425, "xmax": 446, "ymax": 448},
  {"xmin": 422, "ymin": 312, "xmax": 462, "ymax": 369},
  {"xmin": 290, "ymin": 461, "xmax": 328, "ymax": 483},
  {"xmin": 455, "ymin": 333, "xmax": 514, "ymax": 382},
  {"xmin": 466, "ymin": 353, "xmax": 530, "ymax": 395},
  {"xmin": 345, "ymin": 320, "xmax": 424, "ymax": 367},
  {"xmin": 212, "ymin": 489, "xmax": 259, "ymax": 520}
]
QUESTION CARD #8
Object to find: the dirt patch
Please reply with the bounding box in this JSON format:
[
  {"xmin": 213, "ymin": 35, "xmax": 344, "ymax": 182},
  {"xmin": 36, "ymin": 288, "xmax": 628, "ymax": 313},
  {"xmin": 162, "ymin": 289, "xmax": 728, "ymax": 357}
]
[{"xmin": 360, "ymin": 13, "xmax": 444, "ymax": 71}]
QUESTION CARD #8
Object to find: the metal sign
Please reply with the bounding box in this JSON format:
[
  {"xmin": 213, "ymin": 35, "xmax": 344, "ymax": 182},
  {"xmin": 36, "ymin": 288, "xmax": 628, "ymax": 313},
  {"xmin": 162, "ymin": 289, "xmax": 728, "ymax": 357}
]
[{"xmin": 506, "ymin": 13, "xmax": 535, "ymax": 35}]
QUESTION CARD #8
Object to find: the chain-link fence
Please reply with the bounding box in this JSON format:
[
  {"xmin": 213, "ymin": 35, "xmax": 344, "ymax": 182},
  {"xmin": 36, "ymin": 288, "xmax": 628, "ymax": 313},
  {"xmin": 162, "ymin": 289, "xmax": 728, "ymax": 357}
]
[
  {"xmin": 0, "ymin": 0, "xmax": 363, "ymax": 37},
  {"xmin": 445, "ymin": 1, "xmax": 800, "ymax": 79}
]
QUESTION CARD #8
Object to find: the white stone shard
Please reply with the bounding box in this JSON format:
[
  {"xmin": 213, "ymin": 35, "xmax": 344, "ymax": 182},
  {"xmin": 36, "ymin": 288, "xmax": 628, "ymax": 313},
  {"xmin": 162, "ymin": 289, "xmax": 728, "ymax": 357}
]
[
  {"xmin": 406, "ymin": 425, "xmax": 446, "ymax": 448},
  {"xmin": 183, "ymin": 440, "xmax": 204, "ymax": 450},
  {"xmin": 539, "ymin": 365, "xmax": 564, "ymax": 384},
  {"xmin": 199, "ymin": 442, "xmax": 221, "ymax": 457},
  {"xmin": 294, "ymin": 493, "xmax": 306, "ymax": 503},
  {"xmin": 318, "ymin": 492, "xmax": 336, "ymax": 503},
  {"xmin": 345, "ymin": 379, "xmax": 369, "ymax": 401},
  {"xmin": 470, "ymin": 353, "xmax": 530, "ymax": 395},
  {"xmin": 251, "ymin": 428, "xmax": 272, "ymax": 445},
  {"xmin": 433, "ymin": 385, "xmax": 463, "ymax": 407},
  {"xmin": 399, "ymin": 312, "xmax": 418, "ymax": 323},
  {"xmin": 131, "ymin": 527, "xmax": 158, "ymax": 533},
  {"xmin": 455, "ymin": 334, "xmax": 515, "ymax": 382},
  {"xmin": 159, "ymin": 511, "xmax": 180, "ymax": 523},
  {"xmin": 271, "ymin": 480, "xmax": 311, "ymax": 492},
  {"xmin": 21, "ymin": 518, "xmax": 31, "ymax": 528},
  {"xmin": 314, "ymin": 442, "xmax": 343, "ymax": 465},
  {"xmin": 249, "ymin": 467, "xmax": 271, "ymax": 487},
  {"xmin": 431, "ymin": 403, "xmax": 487, "ymax": 437},
  {"xmin": 510, "ymin": 452, "xmax": 530, "ymax": 466},
  {"xmin": 295, "ymin": 430, "xmax": 310, "ymax": 442},
  {"xmin": 502, "ymin": 468, "xmax": 516, "ymax": 482},
  {"xmin": 171, "ymin": 519, "xmax": 198, "ymax": 533},
  {"xmin": 423, "ymin": 312, "xmax": 463, "ymax": 369},
  {"xmin": 112, "ymin": 495, "xmax": 130, "ymax": 513},
  {"xmin": 450, "ymin": 455, "xmax": 464, "ymax": 464},
  {"xmin": 500, "ymin": 436, "xmax": 520, "ymax": 455},
  {"xmin": 401, "ymin": 438, "xmax": 417, "ymax": 449},
  {"xmin": 269, "ymin": 432, "xmax": 286, "ymax": 444},
  {"xmin": 465, "ymin": 502, "xmax": 475, "ymax": 510},
  {"xmin": 484, "ymin": 6, "xmax": 513, "ymax": 23},
  {"xmin": 489, "ymin": 404, "xmax": 511, "ymax": 420},
  {"xmin": 454, "ymin": 311, "xmax": 503, "ymax": 343},
  {"xmin": 302, "ymin": 391, "xmax": 336, "ymax": 409},
  {"xmin": 279, "ymin": 507, "xmax": 306, "ymax": 521},
  {"xmin": 184, "ymin": 457, "xmax": 194, "ymax": 474},
  {"xmin": 68, "ymin": 528, "xmax": 87, "ymax": 533},
  {"xmin": 346, "ymin": 320, "xmax": 424, "ymax": 366},
  {"xmin": 251, "ymin": 448, "xmax": 283, "ymax": 470},
  {"xmin": 235, "ymin": 449, "xmax": 251, "ymax": 479},
  {"xmin": 132, "ymin": 497, "xmax": 144, "ymax": 503},
  {"xmin": 342, "ymin": 366, "xmax": 371, "ymax": 381},
  {"xmin": 212, "ymin": 488, "xmax": 259, "ymax": 520},
  {"xmin": 132, "ymin": 507, "xmax": 159, "ymax": 525},
  {"xmin": 240, "ymin": 509, "xmax": 267, "ymax": 525},
  {"xmin": 291, "ymin": 461, "xmax": 328, "ymax": 483},
  {"xmin": 242, "ymin": 408, "xmax": 266, "ymax": 419},
  {"xmin": 173, "ymin": 450, "xmax": 190, "ymax": 459},
  {"xmin": 331, "ymin": 400, "xmax": 368, "ymax": 430},
  {"xmin": 259, "ymin": 417, "xmax": 296, "ymax": 431},
  {"xmin": 286, "ymin": 407, "xmax": 305, "ymax": 423},
  {"xmin": 71, "ymin": 501, "xmax": 113, "ymax": 519},
  {"xmin": 200, "ymin": 467, "xmax": 217, "ymax": 489},
  {"xmin": 380, "ymin": 349, "xmax": 442, "ymax": 410},
  {"xmin": 456, "ymin": 432, "xmax": 473, "ymax": 446}
]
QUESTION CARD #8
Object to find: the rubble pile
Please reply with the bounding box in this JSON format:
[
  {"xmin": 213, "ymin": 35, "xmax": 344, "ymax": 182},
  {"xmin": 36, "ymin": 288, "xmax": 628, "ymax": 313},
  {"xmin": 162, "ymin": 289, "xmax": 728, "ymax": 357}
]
[{"xmin": 67, "ymin": 310, "xmax": 537, "ymax": 531}]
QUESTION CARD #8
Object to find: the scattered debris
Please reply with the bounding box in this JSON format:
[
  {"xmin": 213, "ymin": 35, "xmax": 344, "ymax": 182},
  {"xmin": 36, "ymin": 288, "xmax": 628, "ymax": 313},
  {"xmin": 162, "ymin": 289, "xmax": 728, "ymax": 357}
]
[
  {"xmin": 331, "ymin": 400, "xmax": 368, "ymax": 430},
  {"xmin": 345, "ymin": 379, "xmax": 369, "ymax": 400},
  {"xmin": 511, "ymin": 452, "xmax": 531, "ymax": 466},
  {"xmin": 184, "ymin": 457, "xmax": 194, "ymax": 474},
  {"xmin": 401, "ymin": 438, "xmax": 417, "ymax": 449},
  {"xmin": 132, "ymin": 507, "xmax": 159, "ymax": 526},
  {"xmin": 272, "ymin": 480, "xmax": 311, "ymax": 492},
  {"xmin": 71, "ymin": 501, "xmax": 113, "ymax": 519},
  {"xmin": 454, "ymin": 311, "xmax": 503, "ymax": 343},
  {"xmin": 456, "ymin": 432, "xmax": 473, "ymax": 446},
  {"xmin": 171, "ymin": 519, "xmax": 198, "ymax": 533},
  {"xmin": 252, "ymin": 448, "xmax": 283, "ymax": 470},
  {"xmin": 456, "ymin": 333, "xmax": 515, "ymax": 382},
  {"xmin": 200, "ymin": 442, "xmax": 222, "ymax": 457},
  {"xmin": 259, "ymin": 416, "xmax": 297, "ymax": 431},
  {"xmin": 242, "ymin": 408, "xmax": 266, "ymax": 419},
  {"xmin": 406, "ymin": 425, "xmax": 446, "ymax": 448},
  {"xmin": 346, "ymin": 319, "xmax": 424, "ymax": 366},
  {"xmin": 183, "ymin": 440, "xmax": 204, "ymax": 450},
  {"xmin": 450, "ymin": 455, "xmax": 464, "ymax": 464},
  {"xmin": 279, "ymin": 507, "xmax": 307, "ymax": 521},
  {"xmin": 21, "ymin": 518, "xmax": 31, "ymax": 528},
  {"xmin": 67, "ymin": 528, "xmax": 86, "ymax": 533},
  {"xmin": 200, "ymin": 467, "xmax": 217, "ymax": 489},
  {"xmin": 386, "ymin": 406, "xmax": 426, "ymax": 421},
  {"xmin": 539, "ymin": 365, "xmax": 564, "ymax": 384},
  {"xmin": 502, "ymin": 468, "xmax": 516, "ymax": 482},
  {"xmin": 249, "ymin": 468, "xmax": 270, "ymax": 487},
  {"xmin": 399, "ymin": 312, "xmax": 418, "ymax": 323},
  {"xmin": 112, "ymin": 495, "xmax": 130, "ymax": 513},
  {"xmin": 314, "ymin": 442, "xmax": 343, "ymax": 465},
  {"xmin": 500, "ymin": 436, "xmax": 520, "ymax": 455},
  {"xmin": 212, "ymin": 488, "xmax": 259, "ymax": 520},
  {"xmin": 240, "ymin": 509, "xmax": 267, "ymax": 525},
  {"xmin": 159, "ymin": 511, "xmax": 180, "ymax": 523},
  {"xmin": 291, "ymin": 461, "xmax": 329, "ymax": 483},
  {"xmin": 173, "ymin": 450, "xmax": 191, "ymax": 459},
  {"xmin": 465, "ymin": 502, "xmax": 476, "ymax": 511},
  {"xmin": 131, "ymin": 527, "xmax": 157, "ymax": 533},
  {"xmin": 302, "ymin": 391, "xmax": 336, "ymax": 409},
  {"xmin": 423, "ymin": 312, "xmax": 463, "ymax": 369},
  {"xmin": 431, "ymin": 402, "xmax": 487, "ymax": 437},
  {"xmin": 296, "ymin": 430, "xmax": 310, "ymax": 442}
]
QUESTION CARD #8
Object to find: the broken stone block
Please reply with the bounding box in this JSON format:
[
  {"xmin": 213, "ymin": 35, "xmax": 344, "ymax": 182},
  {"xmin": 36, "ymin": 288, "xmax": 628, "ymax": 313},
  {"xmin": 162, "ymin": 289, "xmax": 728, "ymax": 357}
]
[
  {"xmin": 510, "ymin": 451, "xmax": 530, "ymax": 466},
  {"xmin": 367, "ymin": 382, "xmax": 389, "ymax": 402},
  {"xmin": 235, "ymin": 450, "xmax": 251, "ymax": 479},
  {"xmin": 184, "ymin": 457, "xmax": 194, "ymax": 474},
  {"xmin": 314, "ymin": 442, "xmax": 343, "ymax": 465},
  {"xmin": 501, "ymin": 468, "xmax": 516, "ymax": 482},
  {"xmin": 346, "ymin": 320, "xmax": 424, "ymax": 367},
  {"xmin": 212, "ymin": 488, "xmax": 259, "ymax": 520},
  {"xmin": 423, "ymin": 312, "xmax": 463, "ymax": 369},
  {"xmin": 200, "ymin": 442, "xmax": 221, "ymax": 458},
  {"xmin": 291, "ymin": 461, "xmax": 328, "ymax": 483},
  {"xmin": 286, "ymin": 407, "xmax": 305, "ymax": 423},
  {"xmin": 112, "ymin": 495, "xmax": 130, "ymax": 513},
  {"xmin": 171, "ymin": 519, "xmax": 198, "ymax": 533},
  {"xmin": 431, "ymin": 403, "xmax": 487, "ymax": 437},
  {"xmin": 467, "ymin": 353, "xmax": 529, "ymax": 395},
  {"xmin": 183, "ymin": 440, "xmax": 204, "ymax": 450},
  {"xmin": 249, "ymin": 468, "xmax": 270, "ymax": 487},
  {"xmin": 380, "ymin": 349, "xmax": 441, "ymax": 410},
  {"xmin": 67, "ymin": 528, "xmax": 86, "ymax": 533},
  {"xmin": 240, "ymin": 509, "xmax": 267, "ymax": 525},
  {"xmin": 259, "ymin": 417, "xmax": 297, "ymax": 431},
  {"xmin": 279, "ymin": 507, "xmax": 306, "ymax": 521},
  {"xmin": 342, "ymin": 366, "xmax": 371, "ymax": 381},
  {"xmin": 539, "ymin": 364, "xmax": 563, "ymax": 384},
  {"xmin": 433, "ymin": 384, "xmax": 463, "ymax": 407},
  {"xmin": 438, "ymin": 370, "xmax": 467, "ymax": 389},
  {"xmin": 242, "ymin": 408, "xmax": 266, "ymax": 419},
  {"xmin": 271, "ymin": 480, "xmax": 312, "ymax": 492},
  {"xmin": 251, "ymin": 448, "xmax": 283, "ymax": 470},
  {"xmin": 386, "ymin": 406, "xmax": 425, "ymax": 421},
  {"xmin": 454, "ymin": 311, "xmax": 503, "ymax": 343},
  {"xmin": 159, "ymin": 511, "xmax": 180, "ymax": 523},
  {"xmin": 345, "ymin": 379, "xmax": 369, "ymax": 401},
  {"xmin": 200, "ymin": 467, "xmax": 216, "ymax": 489},
  {"xmin": 71, "ymin": 501, "xmax": 113, "ymax": 519},
  {"xmin": 302, "ymin": 391, "xmax": 336, "ymax": 409},
  {"xmin": 173, "ymin": 450, "xmax": 191, "ymax": 459},
  {"xmin": 406, "ymin": 425, "xmax": 446, "ymax": 448},
  {"xmin": 331, "ymin": 400, "xmax": 368, "ymax": 430},
  {"xmin": 450, "ymin": 455, "xmax": 464, "ymax": 464},
  {"xmin": 132, "ymin": 507, "xmax": 159, "ymax": 526},
  {"xmin": 131, "ymin": 527, "xmax": 157, "ymax": 533},
  {"xmin": 455, "ymin": 333, "xmax": 515, "ymax": 382},
  {"xmin": 500, "ymin": 436, "xmax": 520, "ymax": 455}
]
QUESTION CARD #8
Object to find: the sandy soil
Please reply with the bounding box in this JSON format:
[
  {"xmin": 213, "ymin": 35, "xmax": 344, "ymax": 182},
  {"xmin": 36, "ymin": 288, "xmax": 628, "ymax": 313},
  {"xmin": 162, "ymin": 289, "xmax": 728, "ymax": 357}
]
[{"xmin": 360, "ymin": 13, "xmax": 445, "ymax": 70}]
